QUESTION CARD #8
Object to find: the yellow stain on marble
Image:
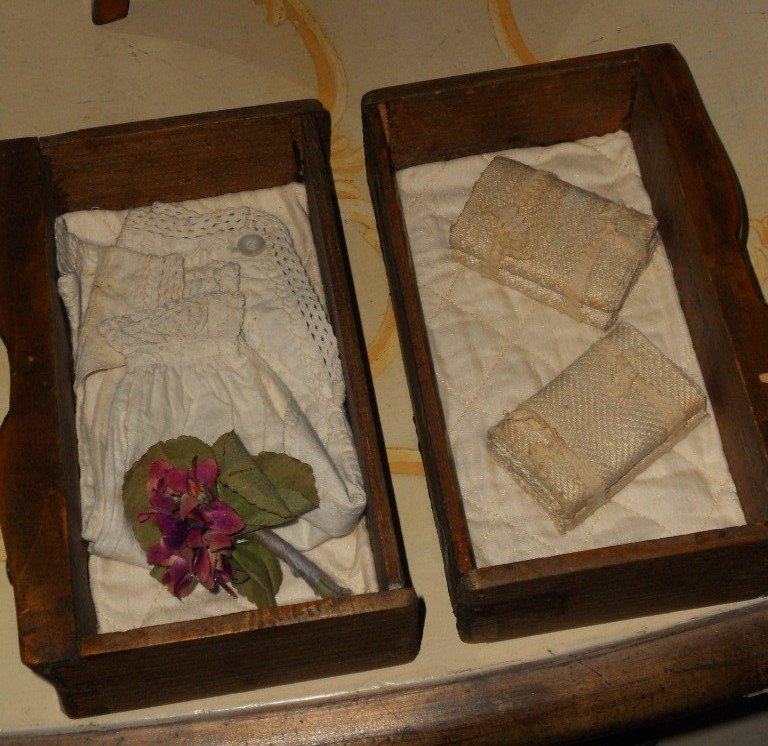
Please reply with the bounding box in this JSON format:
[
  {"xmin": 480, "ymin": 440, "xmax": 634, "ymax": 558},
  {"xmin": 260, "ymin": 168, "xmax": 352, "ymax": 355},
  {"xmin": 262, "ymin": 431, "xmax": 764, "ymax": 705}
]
[
  {"xmin": 345, "ymin": 209, "xmax": 383, "ymax": 254},
  {"xmin": 255, "ymin": 0, "xmax": 401, "ymax": 377},
  {"xmin": 748, "ymin": 216, "xmax": 768, "ymax": 291},
  {"xmin": 253, "ymin": 0, "xmax": 360, "ymax": 208},
  {"xmin": 487, "ymin": 0, "xmax": 540, "ymax": 64},
  {"xmin": 341, "ymin": 206, "xmax": 400, "ymax": 385},
  {"xmin": 254, "ymin": 0, "xmax": 362, "ymax": 210},
  {"xmin": 255, "ymin": 0, "xmax": 346, "ymax": 121},
  {"xmin": 387, "ymin": 447, "xmax": 425, "ymax": 477},
  {"xmin": 367, "ymin": 302, "xmax": 400, "ymax": 377},
  {"xmin": 330, "ymin": 134, "xmax": 365, "ymax": 202},
  {"xmin": 753, "ymin": 217, "xmax": 768, "ymax": 247}
]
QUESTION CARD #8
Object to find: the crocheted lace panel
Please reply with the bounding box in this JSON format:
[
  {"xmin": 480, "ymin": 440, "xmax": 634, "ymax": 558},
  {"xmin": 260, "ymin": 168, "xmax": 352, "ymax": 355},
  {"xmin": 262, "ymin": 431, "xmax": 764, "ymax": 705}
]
[{"xmin": 119, "ymin": 203, "xmax": 343, "ymax": 395}]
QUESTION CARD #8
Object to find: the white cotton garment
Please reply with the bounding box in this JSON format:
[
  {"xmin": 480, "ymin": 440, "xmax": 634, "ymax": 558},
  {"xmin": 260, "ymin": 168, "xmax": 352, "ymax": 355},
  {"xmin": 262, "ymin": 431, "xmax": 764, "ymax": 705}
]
[
  {"xmin": 56, "ymin": 185, "xmax": 376, "ymax": 632},
  {"xmin": 396, "ymin": 131, "xmax": 746, "ymax": 568}
]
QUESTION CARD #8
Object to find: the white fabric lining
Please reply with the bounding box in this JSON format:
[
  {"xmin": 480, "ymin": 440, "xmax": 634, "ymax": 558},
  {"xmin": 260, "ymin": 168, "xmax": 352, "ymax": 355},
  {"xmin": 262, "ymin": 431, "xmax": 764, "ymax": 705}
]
[
  {"xmin": 57, "ymin": 184, "xmax": 377, "ymax": 632},
  {"xmin": 396, "ymin": 131, "xmax": 746, "ymax": 568}
]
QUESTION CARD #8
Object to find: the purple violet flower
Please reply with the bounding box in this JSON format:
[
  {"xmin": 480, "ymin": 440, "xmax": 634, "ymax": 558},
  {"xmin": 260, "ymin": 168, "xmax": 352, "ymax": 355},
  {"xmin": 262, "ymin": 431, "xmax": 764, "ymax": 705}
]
[{"xmin": 138, "ymin": 456, "xmax": 244, "ymax": 598}]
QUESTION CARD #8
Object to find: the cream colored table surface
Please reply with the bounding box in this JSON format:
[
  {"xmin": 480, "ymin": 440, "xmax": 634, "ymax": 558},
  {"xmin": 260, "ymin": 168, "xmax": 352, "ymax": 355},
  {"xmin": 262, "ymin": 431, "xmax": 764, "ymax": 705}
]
[{"xmin": 1, "ymin": 0, "xmax": 767, "ymax": 736}]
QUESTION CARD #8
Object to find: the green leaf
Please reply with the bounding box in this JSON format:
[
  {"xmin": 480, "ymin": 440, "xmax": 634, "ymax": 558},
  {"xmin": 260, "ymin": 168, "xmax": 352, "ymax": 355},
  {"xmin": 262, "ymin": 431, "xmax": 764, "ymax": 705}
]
[
  {"xmin": 231, "ymin": 540, "xmax": 283, "ymax": 608},
  {"xmin": 150, "ymin": 564, "xmax": 167, "ymax": 585},
  {"xmin": 235, "ymin": 575, "xmax": 274, "ymax": 609},
  {"xmin": 122, "ymin": 435, "xmax": 214, "ymax": 552},
  {"xmin": 244, "ymin": 540, "xmax": 283, "ymax": 592},
  {"xmin": 156, "ymin": 435, "xmax": 215, "ymax": 466},
  {"xmin": 213, "ymin": 432, "xmax": 292, "ymax": 519},
  {"xmin": 218, "ymin": 484, "xmax": 287, "ymax": 530},
  {"xmin": 255, "ymin": 451, "xmax": 319, "ymax": 518}
]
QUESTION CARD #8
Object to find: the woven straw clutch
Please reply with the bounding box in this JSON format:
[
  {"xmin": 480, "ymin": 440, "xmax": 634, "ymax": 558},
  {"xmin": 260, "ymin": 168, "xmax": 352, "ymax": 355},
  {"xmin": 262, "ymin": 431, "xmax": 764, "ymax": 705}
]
[
  {"xmin": 450, "ymin": 157, "xmax": 658, "ymax": 329},
  {"xmin": 488, "ymin": 323, "xmax": 707, "ymax": 532}
]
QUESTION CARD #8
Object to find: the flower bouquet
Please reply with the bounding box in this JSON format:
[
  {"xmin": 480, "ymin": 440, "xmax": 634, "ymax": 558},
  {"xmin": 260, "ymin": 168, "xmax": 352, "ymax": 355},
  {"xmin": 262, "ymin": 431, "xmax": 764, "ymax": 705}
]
[{"xmin": 124, "ymin": 431, "xmax": 349, "ymax": 606}]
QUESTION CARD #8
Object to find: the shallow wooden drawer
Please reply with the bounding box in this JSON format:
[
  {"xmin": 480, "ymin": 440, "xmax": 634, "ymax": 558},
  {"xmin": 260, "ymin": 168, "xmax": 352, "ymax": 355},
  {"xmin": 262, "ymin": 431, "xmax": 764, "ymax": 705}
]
[
  {"xmin": 0, "ymin": 100, "xmax": 420, "ymax": 716},
  {"xmin": 362, "ymin": 44, "xmax": 768, "ymax": 642}
]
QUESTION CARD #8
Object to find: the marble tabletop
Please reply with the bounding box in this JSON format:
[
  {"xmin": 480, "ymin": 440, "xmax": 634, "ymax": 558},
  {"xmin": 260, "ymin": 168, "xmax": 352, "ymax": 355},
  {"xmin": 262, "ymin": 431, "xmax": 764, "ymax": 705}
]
[{"xmin": 0, "ymin": 0, "xmax": 766, "ymax": 736}]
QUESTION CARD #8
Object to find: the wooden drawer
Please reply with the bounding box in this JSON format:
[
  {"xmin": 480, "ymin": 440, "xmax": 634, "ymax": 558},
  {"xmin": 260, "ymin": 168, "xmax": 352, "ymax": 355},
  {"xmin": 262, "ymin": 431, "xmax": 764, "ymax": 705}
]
[
  {"xmin": 362, "ymin": 44, "xmax": 768, "ymax": 642},
  {"xmin": 0, "ymin": 100, "xmax": 420, "ymax": 716}
]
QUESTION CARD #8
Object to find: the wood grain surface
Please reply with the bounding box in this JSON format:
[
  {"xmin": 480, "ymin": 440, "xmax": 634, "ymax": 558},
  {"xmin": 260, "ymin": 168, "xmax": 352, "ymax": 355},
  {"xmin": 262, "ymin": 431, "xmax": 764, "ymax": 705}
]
[
  {"xmin": 91, "ymin": 0, "xmax": 129, "ymax": 25},
  {"xmin": 0, "ymin": 138, "xmax": 89, "ymax": 668},
  {"xmin": 14, "ymin": 598, "xmax": 768, "ymax": 744}
]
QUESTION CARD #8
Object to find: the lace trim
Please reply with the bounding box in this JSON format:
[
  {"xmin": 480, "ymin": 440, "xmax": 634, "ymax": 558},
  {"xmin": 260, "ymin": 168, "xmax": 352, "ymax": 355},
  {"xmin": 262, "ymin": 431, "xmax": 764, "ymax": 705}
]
[
  {"xmin": 270, "ymin": 237, "xmax": 341, "ymax": 384},
  {"xmin": 119, "ymin": 202, "xmax": 343, "ymax": 391},
  {"xmin": 119, "ymin": 204, "xmax": 296, "ymax": 256},
  {"xmin": 99, "ymin": 292, "xmax": 245, "ymax": 360},
  {"xmin": 152, "ymin": 252, "xmax": 185, "ymax": 307},
  {"xmin": 122, "ymin": 204, "xmax": 254, "ymax": 242},
  {"xmin": 184, "ymin": 261, "xmax": 240, "ymax": 298}
]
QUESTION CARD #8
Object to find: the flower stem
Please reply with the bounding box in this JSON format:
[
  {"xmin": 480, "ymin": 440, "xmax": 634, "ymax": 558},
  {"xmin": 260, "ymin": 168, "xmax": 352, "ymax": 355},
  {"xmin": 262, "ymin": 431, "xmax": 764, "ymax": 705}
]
[{"xmin": 239, "ymin": 528, "xmax": 351, "ymax": 599}]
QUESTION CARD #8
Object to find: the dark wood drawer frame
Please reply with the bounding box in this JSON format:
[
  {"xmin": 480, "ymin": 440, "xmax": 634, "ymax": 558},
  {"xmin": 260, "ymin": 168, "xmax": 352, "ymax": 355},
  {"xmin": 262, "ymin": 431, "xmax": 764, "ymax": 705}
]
[
  {"xmin": 362, "ymin": 44, "xmax": 768, "ymax": 642},
  {"xmin": 0, "ymin": 100, "xmax": 420, "ymax": 716}
]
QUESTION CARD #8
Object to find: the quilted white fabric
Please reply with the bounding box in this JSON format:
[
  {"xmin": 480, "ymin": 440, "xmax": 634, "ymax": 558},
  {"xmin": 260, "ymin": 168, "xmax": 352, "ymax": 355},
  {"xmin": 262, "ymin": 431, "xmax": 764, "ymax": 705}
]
[
  {"xmin": 396, "ymin": 131, "xmax": 745, "ymax": 568},
  {"xmin": 57, "ymin": 184, "xmax": 376, "ymax": 632}
]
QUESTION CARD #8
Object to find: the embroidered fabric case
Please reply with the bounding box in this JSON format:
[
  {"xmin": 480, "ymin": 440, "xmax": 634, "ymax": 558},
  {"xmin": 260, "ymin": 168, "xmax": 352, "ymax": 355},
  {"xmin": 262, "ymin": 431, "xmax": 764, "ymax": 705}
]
[
  {"xmin": 450, "ymin": 157, "xmax": 658, "ymax": 329},
  {"xmin": 487, "ymin": 323, "xmax": 707, "ymax": 532}
]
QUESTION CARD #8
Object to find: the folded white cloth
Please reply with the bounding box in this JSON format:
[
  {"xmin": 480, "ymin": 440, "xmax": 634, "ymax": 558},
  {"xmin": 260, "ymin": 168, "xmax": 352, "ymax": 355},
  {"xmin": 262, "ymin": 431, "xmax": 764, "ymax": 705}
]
[
  {"xmin": 396, "ymin": 131, "xmax": 745, "ymax": 568},
  {"xmin": 57, "ymin": 185, "xmax": 376, "ymax": 631},
  {"xmin": 451, "ymin": 156, "xmax": 658, "ymax": 329}
]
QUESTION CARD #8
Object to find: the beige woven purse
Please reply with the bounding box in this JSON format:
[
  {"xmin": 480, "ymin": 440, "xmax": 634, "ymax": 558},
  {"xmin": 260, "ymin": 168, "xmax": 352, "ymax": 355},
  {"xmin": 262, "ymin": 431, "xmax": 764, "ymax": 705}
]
[
  {"xmin": 450, "ymin": 157, "xmax": 658, "ymax": 329},
  {"xmin": 488, "ymin": 323, "xmax": 707, "ymax": 532}
]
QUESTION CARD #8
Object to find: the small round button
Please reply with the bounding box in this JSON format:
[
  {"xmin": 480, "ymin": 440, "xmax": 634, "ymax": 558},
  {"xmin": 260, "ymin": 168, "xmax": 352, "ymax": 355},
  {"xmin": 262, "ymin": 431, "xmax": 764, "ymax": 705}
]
[{"xmin": 237, "ymin": 233, "xmax": 265, "ymax": 255}]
